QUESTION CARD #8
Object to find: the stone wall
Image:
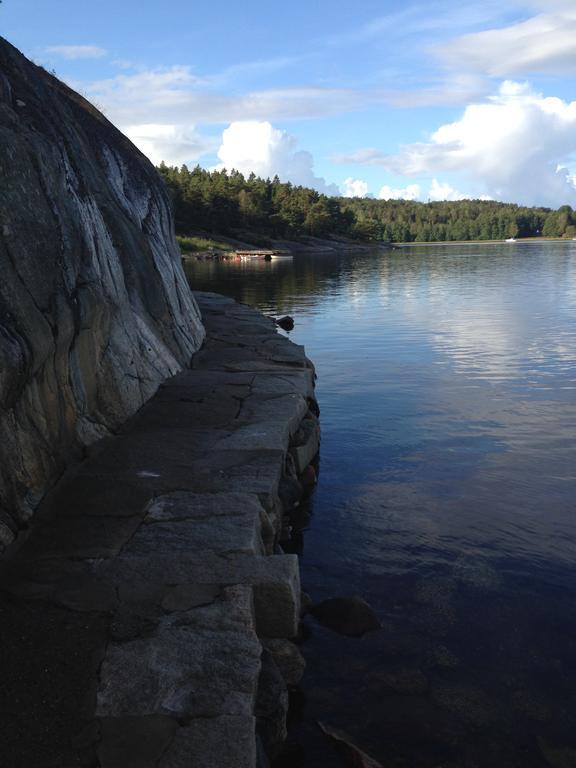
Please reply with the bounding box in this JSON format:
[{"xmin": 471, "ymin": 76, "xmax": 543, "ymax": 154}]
[{"xmin": 0, "ymin": 37, "xmax": 205, "ymax": 550}]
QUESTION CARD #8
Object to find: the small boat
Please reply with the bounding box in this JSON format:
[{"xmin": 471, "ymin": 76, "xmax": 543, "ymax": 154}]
[{"xmin": 505, "ymin": 237, "xmax": 517, "ymax": 243}]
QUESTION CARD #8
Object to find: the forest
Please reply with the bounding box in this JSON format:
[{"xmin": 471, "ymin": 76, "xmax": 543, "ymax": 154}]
[{"xmin": 158, "ymin": 163, "xmax": 576, "ymax": 243}]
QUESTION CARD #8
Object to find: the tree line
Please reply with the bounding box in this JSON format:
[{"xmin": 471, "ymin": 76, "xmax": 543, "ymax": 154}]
[{"xmin": 158, "ymin": 163, "xmax": 576, "ymax": 243}]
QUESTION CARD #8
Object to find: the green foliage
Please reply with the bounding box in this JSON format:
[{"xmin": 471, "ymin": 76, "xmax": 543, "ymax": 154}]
[
  {"xmin": 158, "ymin": 163, "xmax": 575, "ymax": 243},
  {"xmin": 158, "ymin": 163, "xmax": 355, "ymax": 241},
  {"xmin": 176, "ymin": 235, "xmax": 229, "ymax": 253},
  {"xmin": 542, "ymin": 205, "xmax": 574, "ymax": 238},
  {"xmin": 338, "ymin": 198, "xmax": 554, "ymax": 242}
]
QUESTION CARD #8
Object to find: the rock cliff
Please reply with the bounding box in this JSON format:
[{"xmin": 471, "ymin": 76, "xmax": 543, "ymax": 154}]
[{"xmin": 0, "ymin": 37, "xmax": 205, "ymax": 552}]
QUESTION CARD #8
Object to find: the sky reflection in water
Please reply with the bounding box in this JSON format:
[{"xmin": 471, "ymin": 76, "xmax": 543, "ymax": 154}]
[{"xmin": 185, "ymin": 243, "xmax": 576, "ymax": 767}]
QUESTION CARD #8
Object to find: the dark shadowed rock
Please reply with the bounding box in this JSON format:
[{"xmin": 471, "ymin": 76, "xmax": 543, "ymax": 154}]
[
  {"xmin": 310, "ymin": 596, "xmax": 381, "ymax": 637},
  {"xmin": 290, "ymin": 414, "xmax": 320, "ymax": 473},
  {"xmin": 157, "ymin": 717, "xmax": 257, "ymax": 768},
  {"xmin": 98, "ymin": 715, "xmax": 178, "ymax": 768},
  {"xmin": 276, "ymin": 316, "xmax": 295, "ymax": 331},
  {"xmin": 256, "ymin": 735, "xmax": 272, "ymax": 768},
  {"xmin": 256, "ymin": 649, "xmax": 289, "ymax": 759},
  {"xmin": 262, "ymin": 638, "xmax": 306, "ymax": 686},
  {"xmin": 278, "ymin": 475, "xmax": 303, "ymax": 512},
  {"xmin": 300, "ymin": 464, "xmax": 317, "ymax": 493},
  {"xmin": 300, "ymin": 591, "xmax": 313, "ymax": 615},
  {"xmin": 0, "ymin": 37, "xmax": 204, "ymax": 550}
]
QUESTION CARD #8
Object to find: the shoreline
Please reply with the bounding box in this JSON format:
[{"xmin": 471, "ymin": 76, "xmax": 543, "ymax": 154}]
[
  {"xmin": 394, "ymin": 237, "xmax": 576, "ymax": 247},
  {"xmin": 180, "ymin": 232, "xmax": 576, "ymax": 260}
]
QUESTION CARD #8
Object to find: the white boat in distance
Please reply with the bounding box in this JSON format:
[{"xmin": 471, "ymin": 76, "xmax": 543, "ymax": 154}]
[{"xmin": 505, "ymin": 237, "xmax": 517, "ymax": 243}]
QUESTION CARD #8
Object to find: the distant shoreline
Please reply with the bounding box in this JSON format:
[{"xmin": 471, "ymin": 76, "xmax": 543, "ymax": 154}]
[{"xmin": 395, "ymin": 237, "xmax": 574, "ymax": 248}]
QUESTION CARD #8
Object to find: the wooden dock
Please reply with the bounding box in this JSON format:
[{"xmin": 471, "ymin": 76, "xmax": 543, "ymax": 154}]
[
  {"xmin": 231, "ymin": 249, "xmax": 291, "ymax": 259},
  {"xmin": 183, "ymin": 249, "xmax": 292, "ymax": 262}
]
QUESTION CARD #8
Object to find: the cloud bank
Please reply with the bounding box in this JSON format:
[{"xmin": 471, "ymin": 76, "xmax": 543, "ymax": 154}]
[
  {"xmin": 78, "ymin": 67, "xmax": 367, "ymax": 170},
  {"xmin": 438, "ymin": 2, "xmax": 576, "ymax": 77},
  {"xmin": 123, "ymin": 124, "xmax": 218, "ymax": 166},
  {"xmin": 378, "ymin": 183, "xmax": 421, "ymax": 201},
  {"xmin": 341, "ymin": 178, "xmax": 369, "ymax": 198},
  {"xmin": 216, "ymin": 121, "xmax": 338, "ymax": 194},
  {"xmin": 82, "ymin": 67, "xmax": 364, "ymax": 127},
  {"xmin": 339, "ymin": 82, "xmax": 576, "ymax": 207},
  {"xmin": 376, "ymin": 180, "xmax": 488, "ymax": 202}
]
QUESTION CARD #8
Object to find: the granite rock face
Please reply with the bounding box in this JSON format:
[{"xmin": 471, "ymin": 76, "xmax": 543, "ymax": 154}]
[{"xmin": 0, "ymin": 37, "xmax": 204, "ymax": 548}]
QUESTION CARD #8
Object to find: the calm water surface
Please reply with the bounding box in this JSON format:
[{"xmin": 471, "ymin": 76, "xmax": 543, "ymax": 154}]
[{"xmin": 185, "ymin": 243, "xmax": 576, "ymax": 767}]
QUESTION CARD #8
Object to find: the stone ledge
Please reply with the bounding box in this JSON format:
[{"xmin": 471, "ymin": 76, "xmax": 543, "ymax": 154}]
[
  {"xmin": 0, "ymin": 292, "xmax": 318, "ymax": 767},
  {"xmin": 102, "ymin": 552, "xmax": 301, "ymax": 638}
]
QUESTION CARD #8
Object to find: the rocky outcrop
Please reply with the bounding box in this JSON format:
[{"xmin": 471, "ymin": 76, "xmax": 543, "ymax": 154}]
[{"xmin": 0, "ymin": 37, "xmax": 204, "ymax": 549}]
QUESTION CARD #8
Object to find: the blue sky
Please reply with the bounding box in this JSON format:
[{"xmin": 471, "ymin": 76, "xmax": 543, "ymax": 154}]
[{"xmin": 3, "ymin": 0, "xmax": 576, "ymax": 206}]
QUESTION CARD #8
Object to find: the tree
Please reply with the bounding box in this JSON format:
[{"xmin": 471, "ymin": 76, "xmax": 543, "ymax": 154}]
[{"xmin": 157, "ymin": 162, "xmax": 567, "ymax": 245}]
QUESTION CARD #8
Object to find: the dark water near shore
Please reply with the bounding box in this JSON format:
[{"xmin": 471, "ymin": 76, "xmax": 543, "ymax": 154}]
[{"xmin": 184, "ymin": 243, "xmax": 576, "ymax": 768}]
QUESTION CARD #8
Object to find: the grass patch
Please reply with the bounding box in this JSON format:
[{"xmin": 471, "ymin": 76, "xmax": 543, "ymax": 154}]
[{"xmin": 176, "ymin": 235, "xmax": 229, "ymax": 253}]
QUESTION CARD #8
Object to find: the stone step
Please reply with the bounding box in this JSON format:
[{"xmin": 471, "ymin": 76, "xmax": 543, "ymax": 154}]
[{"xmin": 103, "ymin": 552, "xmax": 301, "ymax": 638}]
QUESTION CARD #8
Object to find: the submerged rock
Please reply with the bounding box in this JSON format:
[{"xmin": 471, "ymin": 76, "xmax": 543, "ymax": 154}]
[
  {"xmin": 310, "ymin": 596, "xmax": 381, "ymax": 637},
  {"xmin": 318, "ymin": 722, "xmax": 383, "ymax": 768},
  {"xmin": 373, "ymin": 668, "xmax": 428, "ymax": 695},
  {"xmin": 0, "ymin": 37, "xmax": 205, "ymax": 549}
]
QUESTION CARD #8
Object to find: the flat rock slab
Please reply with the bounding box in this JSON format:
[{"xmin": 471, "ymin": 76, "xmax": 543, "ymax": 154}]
[
  {"xmin": 97, "ymin": 587, "xmax": 261, "ymax": 719},
  {"xmin": 98, "ymin": 715, "xmax": 179, "ymax": 768},
  {"xmin": 124, "ymin": 492, "xmax": 266, "ymax": 557},
  {"xmin": 157, "ymin": 716, "xmax": 257, "ymax": 768},
  {"xmin": 0, "ymin": 292, "xmax": 314, "ymax": 768},
  {"xmin": 238, "ymin": 393, "xmax": 309, "ymax": 437}
]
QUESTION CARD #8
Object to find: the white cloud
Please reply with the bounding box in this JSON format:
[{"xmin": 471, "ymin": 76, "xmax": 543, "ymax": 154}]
[
  {"xmin": 334, "ymin": 148, "xmax": 389, "ymax": 166},
  {"xmin": 80, "ymin": 68, "xmax": 364, "ymax": 127},
  {"xmin": 208, "ymin": 54, "xmax": 312, "ymax": 86},
  {"xmin": 438, "ymin": 3, "xmax": 576, "ymax": 76},
  {"xmin": 323, "ymin": 1, "xmax": 514, "ymax": 51},
  {"xmin": 46, "ymin": 45, "xmax": 107, "ymax": 60},
  {"xmin": 428, "ymin": 179, "xmax": 468, "ymax": 201},
  {"xmin": 123, "ymin": 124, "xmax": 218, "ymax": 166},
  {"xmin": 215, "ymin": 121, "xmax": 338, "ymax": 194},
  {"xmin": 377, "ymin": 179, "xmax": 489, "ymax": 202},
  {"xmin": 342, "ymin": 82, "xmax": 576, "ymax": 207},
  {"xmin": 341, "ymin": 178, "xmax": 369, "ymax": 198},
  {"xmin": 76, "ymin": 68, "xmax": 364, "ymax": 171},
  {"xmin": 382, "ymin": 73, "xmax": 487, "ymax": 109},
  {"xmin": 378, "ymin": 183, "xmax": 421, "ymax": 201}
]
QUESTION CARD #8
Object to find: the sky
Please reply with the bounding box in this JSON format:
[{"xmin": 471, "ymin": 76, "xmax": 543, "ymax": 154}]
[{"xmin": 3, "ymin": 0, "xmax": 576, "ymax": 207}]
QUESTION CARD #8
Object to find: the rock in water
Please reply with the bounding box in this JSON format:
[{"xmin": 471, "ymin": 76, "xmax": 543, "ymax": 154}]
[
  {"xmin": 0, "ymin": 37, "xmax": 205, "ymax": 550},
  {"xmin": 276, "ymin": 316, "xmax": 295, "ymax": 331},
  {"xmin": 318, "ymin": 722, "xmax": 383, "ymax": 768},
  {"xmin": 310, "ymin": 596, "xmax": 381, "ymax": 637}
]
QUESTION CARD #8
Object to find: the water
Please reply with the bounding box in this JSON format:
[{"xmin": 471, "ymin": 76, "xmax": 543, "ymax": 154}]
[{"xmin": 184, "ymin": 243, "xmax": 576, "ymax": 767}]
